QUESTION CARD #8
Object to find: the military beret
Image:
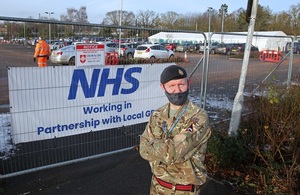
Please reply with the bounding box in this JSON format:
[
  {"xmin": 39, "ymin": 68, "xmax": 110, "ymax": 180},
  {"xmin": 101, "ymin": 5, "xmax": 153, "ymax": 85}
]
[{"xmin": 160, "ymin": 65, "xmax": 187, "ymax": 84}]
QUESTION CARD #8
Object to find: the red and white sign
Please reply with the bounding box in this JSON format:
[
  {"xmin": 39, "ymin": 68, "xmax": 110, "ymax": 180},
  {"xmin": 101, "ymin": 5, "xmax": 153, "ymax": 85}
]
[{"xmin": 76, "ymin": 44, "xmax": 105, "ymax": 67}]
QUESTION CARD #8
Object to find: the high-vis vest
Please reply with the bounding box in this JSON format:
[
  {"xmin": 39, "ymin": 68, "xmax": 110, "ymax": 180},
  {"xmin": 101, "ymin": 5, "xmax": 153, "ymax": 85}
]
[{"xmin": 34, "ymin": 40, "xmax": 50, "ymax": 67}]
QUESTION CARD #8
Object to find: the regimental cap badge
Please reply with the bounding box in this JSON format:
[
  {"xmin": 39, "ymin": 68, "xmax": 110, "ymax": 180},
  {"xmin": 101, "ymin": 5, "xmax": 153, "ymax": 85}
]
[{"xmin": 178, "ymin": 69, "xmax": 184, "ymax": 76}]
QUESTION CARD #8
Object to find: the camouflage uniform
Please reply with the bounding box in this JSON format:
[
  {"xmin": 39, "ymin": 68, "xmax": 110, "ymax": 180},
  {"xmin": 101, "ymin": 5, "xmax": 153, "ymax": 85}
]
[{"xmin": 140, "ymin": 100, "xmax": 211, "ymax": 195}]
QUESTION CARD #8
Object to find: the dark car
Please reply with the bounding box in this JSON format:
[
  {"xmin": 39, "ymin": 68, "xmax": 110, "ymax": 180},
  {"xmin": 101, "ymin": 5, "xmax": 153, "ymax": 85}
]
[
  {"xmin": 230, "ymin": 43, "xmax": 259, "ymax": 55},
  {"xmin": 285, "ymin": 42, "xmax": 300, "ymax": 54},
  {"xmin": 189, "ymin": 43, "xmax": 200, "ymax": 53}
]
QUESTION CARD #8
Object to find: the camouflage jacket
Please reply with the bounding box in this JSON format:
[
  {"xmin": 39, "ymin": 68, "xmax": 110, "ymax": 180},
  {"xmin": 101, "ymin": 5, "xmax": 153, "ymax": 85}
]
[{"xmin": 139, "ymin": 100, "xmax": 211, "ymax": 186}]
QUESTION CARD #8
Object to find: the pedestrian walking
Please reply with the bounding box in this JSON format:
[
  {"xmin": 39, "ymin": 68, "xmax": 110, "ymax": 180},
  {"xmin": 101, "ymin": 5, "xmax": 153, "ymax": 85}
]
[
  {"xmin": 34, "ymin": 37, "xmax": 50, "ymax": 67},
  {"xmin": 139, "ymin": 65, "xmax": 211, "ymax": 195}
]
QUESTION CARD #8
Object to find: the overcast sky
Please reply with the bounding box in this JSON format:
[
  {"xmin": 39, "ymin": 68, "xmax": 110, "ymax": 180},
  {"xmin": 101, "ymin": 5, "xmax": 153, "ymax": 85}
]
[{"xmin": 0, "ymin": 0, "xmax": 298, "ymax": 23}]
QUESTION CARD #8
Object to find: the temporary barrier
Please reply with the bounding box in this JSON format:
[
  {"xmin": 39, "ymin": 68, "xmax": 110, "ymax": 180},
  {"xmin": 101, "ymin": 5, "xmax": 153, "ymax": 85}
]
[
  {"xmin": 259, "ymin": 50, "xmax": 282, "ymax": 63},
  {"xmin": 105, "ymin": 52, "xmax": 119, "ymax": 65}
]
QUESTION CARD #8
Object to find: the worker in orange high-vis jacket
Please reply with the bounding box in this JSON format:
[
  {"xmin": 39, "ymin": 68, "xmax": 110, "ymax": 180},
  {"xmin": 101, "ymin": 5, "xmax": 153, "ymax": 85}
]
[{"xmin": 34, "ymin": 37, "xmax": 50, "ymax": 67}]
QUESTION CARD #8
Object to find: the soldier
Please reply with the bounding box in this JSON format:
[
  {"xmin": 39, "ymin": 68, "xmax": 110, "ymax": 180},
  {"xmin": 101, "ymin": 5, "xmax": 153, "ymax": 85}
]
[
  {"xmin": 34, "ymin": 37, "xmax": 50, "ymax": 67},
  {"xmin": 139, "ymin": 65, "xmax": 211, "ymax": 195}
]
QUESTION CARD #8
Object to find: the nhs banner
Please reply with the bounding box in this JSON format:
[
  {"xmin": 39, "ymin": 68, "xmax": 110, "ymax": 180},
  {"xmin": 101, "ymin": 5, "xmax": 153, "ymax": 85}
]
[{"xmin": 8, "ymin": 64, "xmax": 173, "ymax": 144}]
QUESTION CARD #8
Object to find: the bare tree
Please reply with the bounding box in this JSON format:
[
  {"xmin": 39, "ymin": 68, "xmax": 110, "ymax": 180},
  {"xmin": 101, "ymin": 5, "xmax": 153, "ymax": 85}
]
[
  {"xmin": 270, "ymin": 12, "xmax": 292, "ymax": 35},
  {"xmin": 78, "ymin": 6, "xmax": 88, "ymax": 23},
  {"xmin": 160, "ymin": 11, "xmax": 180, "ymax": 29},
  {"xmin": 60, "ymin": 6, "xmax": 89, "ymax": 37},
  {"xmin": 289, "ymin": 3, "xmax": 300, "ymax": 36},
  {"xmin": 60, "ymin": 6, "xmax": 88, "ymax": 23},
  {"xmin": 136, "ymin": 10, "xmax": 160, "ymax": 28},
  {"xmin": 102, "ymin": 10, "xmax": 135, "ymax": 26}
]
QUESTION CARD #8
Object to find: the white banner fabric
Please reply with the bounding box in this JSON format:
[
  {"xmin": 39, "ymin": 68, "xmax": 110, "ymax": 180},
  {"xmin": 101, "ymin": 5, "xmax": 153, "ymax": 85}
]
[{"xmin": 8, "ymin": 64, "xmax": 174, "ymax": 143}]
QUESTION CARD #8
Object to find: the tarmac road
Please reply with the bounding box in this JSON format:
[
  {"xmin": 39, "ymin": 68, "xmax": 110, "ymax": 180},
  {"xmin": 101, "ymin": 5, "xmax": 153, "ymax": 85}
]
[{"xmin": 2, "ymin": 149, "xmax": 235, "ymax": 195}]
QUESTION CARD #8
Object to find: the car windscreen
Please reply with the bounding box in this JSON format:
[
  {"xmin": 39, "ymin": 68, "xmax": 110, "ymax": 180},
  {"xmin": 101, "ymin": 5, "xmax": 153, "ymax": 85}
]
[{"xmin": 136, "ymin": 46, "xmax": 148, "ymax": 51}]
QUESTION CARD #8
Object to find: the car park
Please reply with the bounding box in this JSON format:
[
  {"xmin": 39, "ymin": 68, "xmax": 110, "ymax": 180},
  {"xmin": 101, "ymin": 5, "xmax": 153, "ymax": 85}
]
[
  {"xmin": 50, "ymin": 45, "xmax": 75, "ymax": 65},
  {"xmin": 115, "ymin": 43, "xmax": 138, "ymax": 58},
  {"xmin": 134, "ymin": 44, "xmax": 175, "ymax": 60}
]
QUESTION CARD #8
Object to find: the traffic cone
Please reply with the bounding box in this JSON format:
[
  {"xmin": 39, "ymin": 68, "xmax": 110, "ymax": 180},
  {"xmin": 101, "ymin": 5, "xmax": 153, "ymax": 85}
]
[{"xmin": 184, "ymin": 51, "xmax": 188, "ymax": 62}]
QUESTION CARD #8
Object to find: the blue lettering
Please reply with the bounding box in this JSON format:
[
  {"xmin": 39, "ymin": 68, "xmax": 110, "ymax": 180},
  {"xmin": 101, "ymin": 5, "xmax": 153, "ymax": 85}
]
[
  {"xmin": 68, "ymin": 69, "xmax": 100, "ymax": 100},
  {"xmin": 98, "ymin": 68, "xmax": 123, "ymax": 96},
  {"xmin": 68, "ymin": 67, "xmax": 142, "ymax": 100},
  {"xmin": 121, "ymin": 67, "xmax": 142, "ymax": 94}
]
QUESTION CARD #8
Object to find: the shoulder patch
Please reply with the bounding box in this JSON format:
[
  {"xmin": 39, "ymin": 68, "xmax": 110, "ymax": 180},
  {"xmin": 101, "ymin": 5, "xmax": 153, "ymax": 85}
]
[{"xmin": 186, "ymin": 125, "xmax": 193, "ymax": 132}]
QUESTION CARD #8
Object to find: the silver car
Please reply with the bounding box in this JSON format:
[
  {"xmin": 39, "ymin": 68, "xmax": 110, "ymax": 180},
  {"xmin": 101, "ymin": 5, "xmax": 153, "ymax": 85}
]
[
  {"xmin": 50, "ymin": 45, "xmax": 75, "ymax": 65},
  {"xmin": 115, "ymin": 43, "xmax": 138, "ymax": 58},
  {"xmin": 96, "ymin": 41, "xmax": 117, "ymax": 53}
]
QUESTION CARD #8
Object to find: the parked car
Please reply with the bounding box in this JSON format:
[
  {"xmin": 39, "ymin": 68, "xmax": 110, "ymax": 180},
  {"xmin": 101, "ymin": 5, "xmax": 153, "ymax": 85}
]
[
  {"xmin": 189, "ymin": 43, "xmax": 201, "ymax": 53},
  {"xmin": 175, "ymin": 43, "xmax": 191, "ymax": 52},
  {"xmin": 96, "ymin": 41, "xmax": 117, "ymax": 53},
  {"xmin": 165, "ymin": 43, "xmax": 178, "ymax": 51},
  {"xmin": 215, "ymin": 43, "xmax": 235, "ymax": 55},
  {"xmin": 49, "ymin": 41, "xmax": 63, "ymax": 51},
  {"xmin": 134, "ymin": 44, "xmax": 175, "ymax": 60},
  {"xmin": 230, "ymin": 43, "xmax": 259, "ymax": 55},
  {"xmin": 50, "ymin": 45, "xmax": 75, "ymax": 65},
  {"xmin": 61, "ymin": 41, "xmax": 73, "ymax": 47},
  {"xmin": 115, "ymin": 43, "xmax": 138, "ymax": 58},
  {"xmin": 285, "ymin": 42, "xmax": 300, "ymax": 54},
  {"xmin": 199, "ymin": 42, "xmax": 218, "ymax": 54}
]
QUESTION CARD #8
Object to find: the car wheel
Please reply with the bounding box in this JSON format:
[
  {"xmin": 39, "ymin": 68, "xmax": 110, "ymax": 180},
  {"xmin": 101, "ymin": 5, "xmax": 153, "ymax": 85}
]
[
  {"xmin": 150, "ymin": 56, "xmax": 155, "ymax": 63},
  {"xmin": 169, "ymin": 54, "xmax": 175, "ymax": 62},
  {"xmin": 69, "ymin": 57, "xmax": 75, "ymax": 65},
  {"xmin": 210, "ymin": 49, "xmax": 215, "ymax": 55},
  {"xmin": 226, "ymin": 51, "xmax": 231, "ymax": 55},
  {"xmin": 127, "ymin": 53, "xmax": 133, "ymax": 58}
]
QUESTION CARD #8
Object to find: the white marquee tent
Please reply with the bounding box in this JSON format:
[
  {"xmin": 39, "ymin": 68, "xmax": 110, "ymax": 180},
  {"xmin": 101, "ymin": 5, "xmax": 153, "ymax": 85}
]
[{"xmin": 148, "ymin": 31, "xmax": 292, "ymax": 51}]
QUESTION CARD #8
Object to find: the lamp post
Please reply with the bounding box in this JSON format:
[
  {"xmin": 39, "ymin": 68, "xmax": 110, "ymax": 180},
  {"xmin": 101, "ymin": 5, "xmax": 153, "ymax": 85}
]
[
  {"xmin": 23, "ymin": 22, "xmax": 26, "ymax": 45},
  {"xmin": 45, "ymin": 11, "xmax": 54, "ymax": 43},
  {"xmin": 118, "ymin": 0, "xmax": 123, "ymax": 56},
  {"xmin": 220, "ymin": 4, "xmax": 228, "ymax": 43},
  {"xmin": 207, "ymin": 7, "xmax": 213, "ymax": 35}
]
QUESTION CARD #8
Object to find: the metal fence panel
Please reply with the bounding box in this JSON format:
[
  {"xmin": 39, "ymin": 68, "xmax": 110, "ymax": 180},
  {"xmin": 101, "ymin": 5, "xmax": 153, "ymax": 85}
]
[{"xmin": 1, "ymin": 17, "xmax": 299, "ymax": 178}]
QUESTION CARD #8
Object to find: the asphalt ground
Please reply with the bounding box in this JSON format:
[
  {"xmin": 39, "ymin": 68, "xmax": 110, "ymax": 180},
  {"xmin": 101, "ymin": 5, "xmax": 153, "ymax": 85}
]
[{"xmin": 1, "ymin": 149, "xmax": 235, "ymax": 195}]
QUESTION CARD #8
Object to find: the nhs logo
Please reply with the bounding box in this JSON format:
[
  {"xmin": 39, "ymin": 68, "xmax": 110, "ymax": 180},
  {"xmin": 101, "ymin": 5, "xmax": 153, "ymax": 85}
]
[{"xmin": 68, "ymin": 67, "xmax": 142, "ymax": 100}]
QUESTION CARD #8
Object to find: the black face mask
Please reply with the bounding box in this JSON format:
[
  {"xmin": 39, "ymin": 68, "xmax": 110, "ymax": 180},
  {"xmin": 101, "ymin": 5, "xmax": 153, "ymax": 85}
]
[{"xmin": 165, "ymin": 89, "xmax": 189, "ymax": 106}]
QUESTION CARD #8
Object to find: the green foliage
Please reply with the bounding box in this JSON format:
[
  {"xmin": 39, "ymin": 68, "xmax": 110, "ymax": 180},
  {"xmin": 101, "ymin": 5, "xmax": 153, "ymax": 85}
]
[
  {"xmin": 241, "ymin": 83, "xmax": 300, "ymax": 194},
  {"xmin": 207, "ymin": 132, "xmax": 250, "ymax": 169},
  {"xmin": 208, "ymin": 83, "xmax": 300, "ymax": 194}
]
